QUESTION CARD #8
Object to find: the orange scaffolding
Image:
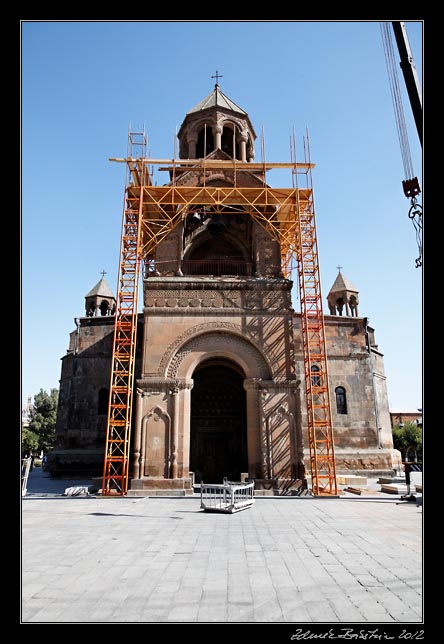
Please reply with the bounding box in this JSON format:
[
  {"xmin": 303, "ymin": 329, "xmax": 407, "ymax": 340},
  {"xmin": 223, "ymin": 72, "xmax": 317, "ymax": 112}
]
[
  {"xmin": 101, "ymin": 132, "xmax": 147, "ymax": 496},
  {"xmin": 102, "ymin": 135, "xmax": 337, "ymax": 496},
  {"xmin": 294, "ymin": 138, "xmax": 337, "ymax": 495}
]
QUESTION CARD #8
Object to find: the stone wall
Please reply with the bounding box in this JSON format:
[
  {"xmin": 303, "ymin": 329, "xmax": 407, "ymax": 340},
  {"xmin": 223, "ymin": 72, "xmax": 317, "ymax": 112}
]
[
  {"xmin": 142, "ymin": 276, "xmax": 295, "ymax": 379},
  {"xmin": 128, "ymin": 274, "xmax": 303, "ymax": 492},
  {"xmin": 50, "ymin": 315, "xmax": 143, "ymax": 476},
  {"xmin": 52, "ymin": 290, "xmax": 399, "ymax": 480},
  {"xmin": 294, "ymin": 314, "xmax": 398, "ymax": 474}
]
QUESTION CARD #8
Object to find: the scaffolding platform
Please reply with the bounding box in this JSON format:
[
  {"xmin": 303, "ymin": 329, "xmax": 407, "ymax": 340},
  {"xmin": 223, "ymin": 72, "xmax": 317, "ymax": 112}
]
[{"xmin": 200, "ymin": 478, "xmax": 255, "ymax": 513}]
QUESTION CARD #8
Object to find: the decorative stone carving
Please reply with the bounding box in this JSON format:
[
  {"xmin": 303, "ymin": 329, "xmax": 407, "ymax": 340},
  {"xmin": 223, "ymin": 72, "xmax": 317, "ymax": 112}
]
[
  {"xmin": 263, "ymin": 399, "xmax": 294, "ymax": 480},
  {"xmin": 141, "ymin": 405, "xmax": 172, "ymax": 478},
  {"xmin": 144, "ymin": 286, "xmax": 290, "ymax": 311},
  {"xmin": 159, "ymin": 322, "xmax": 272, "ymax": 378},
  {"xmin": 136, "ymin": 378, "xmax": 193, "ymax": 393},
  {"xmin": 171, "ymin": 334, "xmax": 267, "ymax": 379}
]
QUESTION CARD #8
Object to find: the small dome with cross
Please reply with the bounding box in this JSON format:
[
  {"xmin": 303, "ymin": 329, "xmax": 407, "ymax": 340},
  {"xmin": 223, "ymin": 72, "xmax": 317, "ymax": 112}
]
[
  {"xmin": 327, "ymin": 266, "xmax": 359, "ymax": 317},
  {"xmin": 84, "ymin": 271, "xmax": 116, "ymax": 317}
]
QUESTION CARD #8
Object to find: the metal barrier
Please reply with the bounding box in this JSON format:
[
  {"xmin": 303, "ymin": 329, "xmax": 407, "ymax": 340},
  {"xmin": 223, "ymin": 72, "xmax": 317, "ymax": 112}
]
[{"xmin": 200, "ymin": 478, "xmax": 255, "ymax": 513}]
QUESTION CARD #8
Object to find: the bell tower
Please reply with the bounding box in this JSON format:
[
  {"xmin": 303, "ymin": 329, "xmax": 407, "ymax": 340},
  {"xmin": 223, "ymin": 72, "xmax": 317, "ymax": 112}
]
[
  {"xmin": 146, "ymin": 82, "xmax": 283, "ymax": 282},
  {"xmin": 177, "ymin": 78, "xmax": 256, "ymax": 162},
  {"xmin": 327, "ymin": 267, "xmax": 359, "ymax": 317},
  {"xmin": 84, "ymin": 272, "xmax": 116, "ymax": 317}
]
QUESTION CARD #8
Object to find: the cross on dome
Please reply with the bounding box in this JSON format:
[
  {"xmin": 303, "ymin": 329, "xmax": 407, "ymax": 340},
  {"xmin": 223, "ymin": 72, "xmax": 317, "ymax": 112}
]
[{"xmin": 211, "ymin": 70, "xmax": 223, "ymax": 88}]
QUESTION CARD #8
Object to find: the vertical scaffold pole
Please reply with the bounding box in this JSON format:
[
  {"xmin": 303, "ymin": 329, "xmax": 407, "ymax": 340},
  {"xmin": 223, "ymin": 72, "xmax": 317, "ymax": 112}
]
[
  {"xmin": 102, "ymin": 132, "xmax": 146, "ymax": 496},
  {"xmin": 296, "ymin": 135, "xmax": 337, "ymax": 496}
]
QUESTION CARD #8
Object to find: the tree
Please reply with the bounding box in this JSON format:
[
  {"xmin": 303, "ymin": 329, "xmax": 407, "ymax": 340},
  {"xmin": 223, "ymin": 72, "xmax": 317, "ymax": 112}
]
[
  {"xmin": 403, "ymin": 421, "xmax": 422, "ymax": 462},
  {"xmin": 392, "ymin": 422, "xmax": 422, "ymax": 462},
  {"xmin": 28, "ymin": 389, "xmax": 59, "ymax": 453},
  {"xmin": 21, "ymin": 428, "xmax": 39, "ymax": 456},
  {"xmin": 392, "ymin": 424, "xmax": 408, "ymax": 461}
]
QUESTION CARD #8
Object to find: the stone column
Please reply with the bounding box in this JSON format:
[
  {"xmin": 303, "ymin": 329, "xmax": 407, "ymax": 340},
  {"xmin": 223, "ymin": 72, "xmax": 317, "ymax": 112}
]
[
  {"xmin": 263, "ymin": 390, "xmax": 272, "ymax": 479},
  {"xmin": 170, "ymin": 384, "xmax": 179, "ymax": 479},
  {"xmin": 238, "ymin": 132, "xmax": 248, "ymax": 162},
  {"xmin": 214, "ymin": 123, "xmax": 222, "ymax": 150},
  {"xmin": 188, "ymin": 134, "xmax": 197, "ymax": 159},
  {"xmin": 248, "ymin": 143, "xmax": 255, "ymax": 163},
  {"xmin": 132, "ymin": 388, "xmax": 144, "ymax": 479},
  {"xmin": 291, "ymin": 384, "xmax": 305, "ymax": 480},
  {"xmin": 180, "ymin": 380, "xmax": 194, "ymax": 478},
  {"xmin": 244, "ymin": 379, "xmax": 263, "ymax": 478}
]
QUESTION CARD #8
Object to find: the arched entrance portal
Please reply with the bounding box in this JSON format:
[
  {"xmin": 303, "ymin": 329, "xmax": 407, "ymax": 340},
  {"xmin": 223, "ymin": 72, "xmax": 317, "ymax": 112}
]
[{"xmin": 190, "ymin": 359, "xmax": 247, "ymax": 483}]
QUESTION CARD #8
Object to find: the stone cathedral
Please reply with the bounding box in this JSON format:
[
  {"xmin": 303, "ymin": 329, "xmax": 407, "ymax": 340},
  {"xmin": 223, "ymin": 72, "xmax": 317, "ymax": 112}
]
[{"xmin": 51, "ymin": 84, "xmax": 400, "ymax": 493}]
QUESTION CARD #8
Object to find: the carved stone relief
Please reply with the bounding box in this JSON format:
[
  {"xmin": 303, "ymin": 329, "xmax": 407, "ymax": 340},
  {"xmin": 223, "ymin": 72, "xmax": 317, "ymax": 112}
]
[
  {"xmin": 158, "ymin": 323, "xmax": 271, "ymax": 380},
  {"xmin": 144, "ymin": 288, "xmax": 288, "ymax": 311}
]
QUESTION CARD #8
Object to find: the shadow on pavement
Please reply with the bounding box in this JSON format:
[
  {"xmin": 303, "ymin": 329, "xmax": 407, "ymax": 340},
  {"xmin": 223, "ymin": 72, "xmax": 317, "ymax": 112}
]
[{"xmin": 23, "ymin": 466, "xmax": 94, "ymax": 497}]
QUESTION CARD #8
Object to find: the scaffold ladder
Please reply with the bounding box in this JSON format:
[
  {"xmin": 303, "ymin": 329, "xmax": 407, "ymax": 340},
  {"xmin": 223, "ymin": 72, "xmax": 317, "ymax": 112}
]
[
  {"xmin": 295, "ymin": 139, "xmax": 337, "ymax": 495},
  {"xmin": 102, "ymin": 132, "xmax": 146, "ymax": 496}
]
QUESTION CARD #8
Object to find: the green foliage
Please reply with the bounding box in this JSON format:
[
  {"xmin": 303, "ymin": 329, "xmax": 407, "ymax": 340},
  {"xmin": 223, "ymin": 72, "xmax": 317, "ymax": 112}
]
[
  {"xmin": 403, "ymin": 421, "xmax": 422, "ymax": 460},
  {"xmin": 392, "ymin": 425, "xmax": 408, "ymax": 459},
  {"xmin": 27, "ymin": 388, "xmax": 59, "ymax": 453},
  {"xmin": 21, "ymin": 428, "xmax": 39, "ymax": 455},
  {"xmin": 392, "ymin": 421, "xmax": 422, "ymax": 462}
]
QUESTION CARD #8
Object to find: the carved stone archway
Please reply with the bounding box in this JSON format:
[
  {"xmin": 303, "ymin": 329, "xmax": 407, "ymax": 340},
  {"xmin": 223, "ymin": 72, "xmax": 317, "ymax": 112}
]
[{"xmin": 163, "ymin": 326, "xmax": 271, "ymax": 381}]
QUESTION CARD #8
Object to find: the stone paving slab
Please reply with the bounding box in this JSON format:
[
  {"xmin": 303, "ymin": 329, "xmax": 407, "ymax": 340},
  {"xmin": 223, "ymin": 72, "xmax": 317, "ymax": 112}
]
[{"xmin": 21, "ymin": 470, "xmax": 423, "ymax": 625}]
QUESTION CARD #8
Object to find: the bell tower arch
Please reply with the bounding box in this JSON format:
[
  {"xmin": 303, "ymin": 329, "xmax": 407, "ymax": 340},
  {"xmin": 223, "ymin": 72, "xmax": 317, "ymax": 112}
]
[{"xmin": 177, "ymin": 81, "xmax": 256, "ymax": 162}]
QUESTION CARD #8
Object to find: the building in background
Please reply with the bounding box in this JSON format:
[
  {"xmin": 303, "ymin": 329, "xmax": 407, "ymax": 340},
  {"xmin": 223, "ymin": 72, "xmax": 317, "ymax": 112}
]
[
  {"xmin": 22, "ymin": 396, "xmax": 33, "ymax": 429},
  {"xmin": 390, "ymin": 411, "xmax": 422, "ymax": 428}
]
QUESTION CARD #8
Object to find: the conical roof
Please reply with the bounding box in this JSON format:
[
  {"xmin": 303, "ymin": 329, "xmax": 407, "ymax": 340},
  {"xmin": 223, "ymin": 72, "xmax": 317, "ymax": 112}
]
[
  {"xmin": 187, "ymin": 84, "xmax": 247, "ymax": 116},
  {"xmin": 85, "ymin": 276, "xmax": 115, "ymax": 299},
  {"xmin": 328, "ymin": 271, "xmax": 358, "ymax": 295}
]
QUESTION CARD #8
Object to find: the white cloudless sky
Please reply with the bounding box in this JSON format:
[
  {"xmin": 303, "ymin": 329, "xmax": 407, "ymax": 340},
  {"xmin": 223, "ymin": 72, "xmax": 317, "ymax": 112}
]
[{"xmin": 21, "ymin": 20, "xmax": 423, "ymax": 412}]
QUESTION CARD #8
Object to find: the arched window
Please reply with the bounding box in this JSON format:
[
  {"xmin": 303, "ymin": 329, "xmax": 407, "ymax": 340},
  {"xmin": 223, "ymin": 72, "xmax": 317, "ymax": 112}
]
[
  {"xmin": 184, "ymin": 235, "xmax": 250, "ymax": 276},
  {"xmin": 99, "ymin": 300, "xmax": 109, "ymax": 316},
  {"xmin": 349, "ymin": 295, "xmax": 358, "ymax": 317},
  {"xmin": 221, "ymin": 125, "xmax": 240, "ymax": 159},
  {"xmin": 98, "ymin": 388, "xmax": 109, "ymax": 415},
  {"xmin": 311, "ymin": 365, "xmax": 321, "ymax": 387},
  {"xmin": 335, "ymin": 386, "xmax": 347, "ymax": 415},
  {"xmin": 335, "ymin": 297, "xmax": 344, "ymax": 316},
  {"xmin": 196, "ymin": 125, "xmax": 214, "ymax": 157}
]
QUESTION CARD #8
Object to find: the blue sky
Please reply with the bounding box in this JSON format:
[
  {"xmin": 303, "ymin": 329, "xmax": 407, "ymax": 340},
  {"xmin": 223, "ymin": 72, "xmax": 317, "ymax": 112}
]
[{"xmin": 21, "ymin": 20, "xmax": 422, "ymax": 412}]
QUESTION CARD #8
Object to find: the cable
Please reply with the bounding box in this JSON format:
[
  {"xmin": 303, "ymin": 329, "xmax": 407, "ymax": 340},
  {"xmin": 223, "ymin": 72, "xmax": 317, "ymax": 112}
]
[
  {"xmin": 380, "ymin": 22, "xmax": 422, "ymax": 268},
  {"xmin": 380, "ymin": 22, "xmax": 415, "ymax": 180}
]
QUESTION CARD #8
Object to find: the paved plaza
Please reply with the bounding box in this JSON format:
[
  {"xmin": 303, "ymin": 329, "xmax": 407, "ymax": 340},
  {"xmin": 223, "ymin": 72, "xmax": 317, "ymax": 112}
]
[{"xmin": 21, "ymin": 468, "xmax": 423, "ymax": 624}]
